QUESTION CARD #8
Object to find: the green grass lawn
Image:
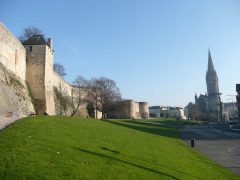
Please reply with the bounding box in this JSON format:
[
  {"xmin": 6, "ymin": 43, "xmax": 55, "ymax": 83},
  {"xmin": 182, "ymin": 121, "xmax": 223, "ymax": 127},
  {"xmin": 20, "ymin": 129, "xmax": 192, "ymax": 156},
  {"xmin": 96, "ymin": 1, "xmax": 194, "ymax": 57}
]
[
  {"xmin": 148, "ymin": 118, "xmax": 203, "ymax": 126},
  {"xmin": 0, "ymin": 116, "xmax": 238, "ymax": 179}
]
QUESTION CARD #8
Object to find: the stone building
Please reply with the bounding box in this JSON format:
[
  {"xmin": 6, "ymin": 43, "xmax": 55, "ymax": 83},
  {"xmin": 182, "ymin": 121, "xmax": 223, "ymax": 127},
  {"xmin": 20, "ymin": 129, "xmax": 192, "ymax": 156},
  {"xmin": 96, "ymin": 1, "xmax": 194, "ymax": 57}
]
[
  {"xmin": 184, "ymin": 102, "xmax": 195, "ymax": 120},
  {"xmin": 0, "ymin": 23, "xmax": 149, "ymax": 119},
  {"xmin": 194, "ymin": 93, "xmax": 208, "ymax": 120},
  {"xmin": 0, "ymin": 23, "xmax": 83, "ymax": 117},
  {"xmin": 23, "ymin": 35, "xmax": 57, "ymax": 115},
  {"xmin": 190, "ymin": 50, "xmax": 222, "ymax": 121},
  {"xmin": 149, "ymin": 106, "xmax": 161, "ymax": 117},
  {"xmin": 149, "ymin": 106, "xmax": 185, "ymax": 119},
  {"xmin": 108, "ymin": 100, "xmax": 149, "ymax": 119},
  {"xmin": 222, "ymin": 102, "xmax": 238, "ymax": 121}
]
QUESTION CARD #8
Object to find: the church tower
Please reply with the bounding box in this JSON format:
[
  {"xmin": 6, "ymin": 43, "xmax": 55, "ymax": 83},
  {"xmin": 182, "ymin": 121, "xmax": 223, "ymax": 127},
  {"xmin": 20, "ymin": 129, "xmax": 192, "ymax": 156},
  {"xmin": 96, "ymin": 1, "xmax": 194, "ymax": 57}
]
[{"xmin": 206, "ymin": 49, "xmax": 221, "ymax": 118}]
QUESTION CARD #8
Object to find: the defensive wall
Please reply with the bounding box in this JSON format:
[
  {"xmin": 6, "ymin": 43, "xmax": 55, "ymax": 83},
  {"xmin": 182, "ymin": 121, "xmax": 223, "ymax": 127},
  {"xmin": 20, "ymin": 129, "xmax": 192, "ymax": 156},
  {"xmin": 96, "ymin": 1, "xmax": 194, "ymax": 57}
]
[
  {"xmin": 0, "ymin": 23, "xmax": 149, "ymax": 119},
  {"xmin": 0, "ymin": 23, "xmax": 26, "ymax": 81},
  {"xmin": 52, "ymin": 72, "xmax": 72, "ymax": 96},
  {"xmin": 24, "ymin": 41, "xmax": 56, "ymax": 115},
  {"xmin": 108, "ymin": 100, "xmax": 149, "ymax": 119},
  {"xmin": 0, "ymin": 23, "xmax": 34, "ymax": 117}
]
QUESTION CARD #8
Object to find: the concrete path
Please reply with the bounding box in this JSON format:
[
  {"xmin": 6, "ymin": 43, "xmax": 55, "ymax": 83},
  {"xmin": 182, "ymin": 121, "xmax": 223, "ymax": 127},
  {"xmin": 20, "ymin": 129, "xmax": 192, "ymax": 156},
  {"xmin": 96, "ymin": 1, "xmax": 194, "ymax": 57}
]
[
  {"xmin": 0, "ymin": 116, "xmax": 21, "ymax": 131},
  {"xmin": 180, "ymin": 126, "xmax": 240, "ymax": 176}
]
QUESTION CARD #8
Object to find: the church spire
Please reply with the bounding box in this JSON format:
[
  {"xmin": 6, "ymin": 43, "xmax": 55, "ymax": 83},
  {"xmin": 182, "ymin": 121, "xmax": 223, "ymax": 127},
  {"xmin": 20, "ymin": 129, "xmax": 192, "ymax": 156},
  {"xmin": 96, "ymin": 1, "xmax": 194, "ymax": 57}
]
[{"xmin": 208, "ymin": 49, "xmax": 215, "ymax": 72}]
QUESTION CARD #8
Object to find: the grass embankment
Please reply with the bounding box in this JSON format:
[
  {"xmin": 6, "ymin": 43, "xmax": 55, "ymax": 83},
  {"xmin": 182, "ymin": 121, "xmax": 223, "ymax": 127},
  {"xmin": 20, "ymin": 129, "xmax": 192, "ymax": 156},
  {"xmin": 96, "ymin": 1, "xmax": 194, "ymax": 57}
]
[{"xmin": 0, "ymin": 116, "xmax": 238, "ymax": 179}]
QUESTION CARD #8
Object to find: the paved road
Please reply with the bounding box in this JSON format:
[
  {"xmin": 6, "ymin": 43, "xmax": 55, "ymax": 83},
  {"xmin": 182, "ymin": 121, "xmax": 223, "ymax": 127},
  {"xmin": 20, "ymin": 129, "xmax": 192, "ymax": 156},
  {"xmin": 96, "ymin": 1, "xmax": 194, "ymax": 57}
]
[{"xmin": 180, "ymin": 126, "xmax": 240, "ymax": 176}]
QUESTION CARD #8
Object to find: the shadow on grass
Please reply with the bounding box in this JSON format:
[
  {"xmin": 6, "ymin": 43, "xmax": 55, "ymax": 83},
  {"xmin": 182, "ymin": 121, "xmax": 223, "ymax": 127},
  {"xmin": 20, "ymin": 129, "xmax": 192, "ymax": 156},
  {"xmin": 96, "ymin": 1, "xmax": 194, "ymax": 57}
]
[
  {"xmin": 148, "ymin": 119, "xmax": 179, "ymax": 125},
  {"xmin": 148, "ymin": 119, "xmax": 200, "ymax": 127},
  {"xmin": 72, "ymin": 147, "xmax": 179, "ymax": 179},
  {"xmin": 102, "ymin": 120, "xmax": 179, "ymax": 139},
  {"xmin": 125, "ymin": 120, "xmax": 177, "ymax": 128},
  {"xmin": 97, "ymin": 147, "xmax": 202, "ymax": 179},
  {"xmin": 100, "ymin": 146, "xmax": 120, "ymax": 154}
]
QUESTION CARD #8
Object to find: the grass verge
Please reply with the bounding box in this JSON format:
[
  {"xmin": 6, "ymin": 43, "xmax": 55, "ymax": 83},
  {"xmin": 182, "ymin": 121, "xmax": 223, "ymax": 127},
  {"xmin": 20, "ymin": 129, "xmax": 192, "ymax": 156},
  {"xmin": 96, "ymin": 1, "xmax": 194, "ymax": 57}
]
[{"xmin": 0, "ymin": 116, "xmax": 238, "ymax": 179}]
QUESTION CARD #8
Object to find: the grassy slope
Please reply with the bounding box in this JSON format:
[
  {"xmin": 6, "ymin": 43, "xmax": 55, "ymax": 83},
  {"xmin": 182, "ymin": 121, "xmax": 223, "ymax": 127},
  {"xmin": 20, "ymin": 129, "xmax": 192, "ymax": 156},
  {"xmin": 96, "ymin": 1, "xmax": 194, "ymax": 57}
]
[{"xmin": 0, "ymin": 116, "xmax": 238, "ymax": 180}]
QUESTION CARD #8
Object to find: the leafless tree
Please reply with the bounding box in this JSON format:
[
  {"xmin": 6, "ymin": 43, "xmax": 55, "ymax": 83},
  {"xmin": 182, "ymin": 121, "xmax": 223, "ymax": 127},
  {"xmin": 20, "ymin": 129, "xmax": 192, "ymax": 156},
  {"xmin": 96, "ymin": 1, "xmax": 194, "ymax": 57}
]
[
  {"xmin": 86, "ymin": 78, "xmax": 102, "ymax": 118},
  {"xmin": 87, "ymin": 77, "xmax": 121, "ymax": 119},
  {"xmin": 71, "ymin": 76, "xmax": 87, "ymax": 116},
  {"xmin": 97, "ymin": 77, "xmax": 121, "ymax": 119},
  {"xmin": 19, "ymin": 26, "xmax": 45, "ymax": 42},
  {"xmin": 53, "ymin": 63, "xmax": 67, "ymax": 77}
]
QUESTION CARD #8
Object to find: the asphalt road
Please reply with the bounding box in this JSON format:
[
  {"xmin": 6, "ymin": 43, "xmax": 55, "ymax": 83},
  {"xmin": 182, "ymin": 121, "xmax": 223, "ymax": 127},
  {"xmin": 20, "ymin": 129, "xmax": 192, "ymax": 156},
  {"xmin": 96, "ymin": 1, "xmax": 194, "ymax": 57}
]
[{"xmin": 180, "ymin": 126, "xmax": 240, "ymax": 176}]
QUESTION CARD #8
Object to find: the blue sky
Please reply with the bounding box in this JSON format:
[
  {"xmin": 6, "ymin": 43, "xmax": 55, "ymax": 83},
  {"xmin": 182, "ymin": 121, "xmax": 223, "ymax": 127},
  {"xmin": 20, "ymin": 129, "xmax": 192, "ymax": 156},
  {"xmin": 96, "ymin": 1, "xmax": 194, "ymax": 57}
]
[{"xmin": 1, "ymin": 0, "xmax": 240, "ymax": 107}]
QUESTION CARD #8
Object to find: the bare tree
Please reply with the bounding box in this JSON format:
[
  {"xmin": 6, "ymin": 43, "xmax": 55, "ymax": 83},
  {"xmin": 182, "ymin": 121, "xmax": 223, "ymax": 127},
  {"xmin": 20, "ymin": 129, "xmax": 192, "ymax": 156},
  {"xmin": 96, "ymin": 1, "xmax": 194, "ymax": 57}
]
[
  {"xmin": 53, "ymin": 63, "xmax": 67, "ymax": 77},
  {"xmin": 71, "ymin": 76, "xmax": 87, "ymax": 116},
  {"xmin": 19, "ymin": 26, "xmax": 45, "ymax": 42},
  {"xmin": 86, "ymin": 78, "xmax": 102, "ymax": 118},
  {"xmin": 87, "ymin": 77, "xmax": 121, "ymax": 119},
  {"xmin": 86, "ymin": 102, "xmax": 95, "ymax": 117},
  {"xmin": 97, "ymin": 77, "xmax": 121, "ymax": 119}
]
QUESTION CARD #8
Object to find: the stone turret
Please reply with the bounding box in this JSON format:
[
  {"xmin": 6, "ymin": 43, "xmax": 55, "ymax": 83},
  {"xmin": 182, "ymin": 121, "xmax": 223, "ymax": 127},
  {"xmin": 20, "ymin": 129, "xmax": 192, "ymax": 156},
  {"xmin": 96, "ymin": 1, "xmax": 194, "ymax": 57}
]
[
  {"xmin": 23, "ymin": 35, "xmax": 55, "ymax": 115},
  {"xmin": 139, "ymin": 102, "xmax": 149, "ymax": 119}
]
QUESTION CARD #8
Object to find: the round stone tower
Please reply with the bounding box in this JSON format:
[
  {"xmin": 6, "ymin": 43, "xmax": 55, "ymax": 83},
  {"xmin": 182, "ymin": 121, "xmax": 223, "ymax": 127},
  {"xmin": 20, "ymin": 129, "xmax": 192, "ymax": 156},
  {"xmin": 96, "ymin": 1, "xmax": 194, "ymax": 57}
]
[
  {"xmin": 139, "ymin": 102, "xmax": 149, "ymax": 119},
  {"xmin": 127, "ymin": 100, "xmax": 136, "ymax": 119}
]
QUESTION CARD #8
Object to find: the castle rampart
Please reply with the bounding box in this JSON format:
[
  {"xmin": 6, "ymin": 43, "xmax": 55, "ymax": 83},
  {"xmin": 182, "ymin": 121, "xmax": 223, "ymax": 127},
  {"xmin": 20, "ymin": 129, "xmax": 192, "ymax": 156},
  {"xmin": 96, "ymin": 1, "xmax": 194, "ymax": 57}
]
[
  {"xmin": 0, "ymin": 23, "xmax": 26, "ymax": 81},
  {"xmin": 0, "ymin": 23, "xmax": 149, "ymax": 119},
  {"xmin": 0, "ymin": 23, "xmax": 34, "ymax": 117},
  {"xmin": 108, "ymin": 100, "xmax": 149, "ymax": 119},
  {"xmin": 52, "ymin": 72, "xmax": 72, "ymax": 97}
]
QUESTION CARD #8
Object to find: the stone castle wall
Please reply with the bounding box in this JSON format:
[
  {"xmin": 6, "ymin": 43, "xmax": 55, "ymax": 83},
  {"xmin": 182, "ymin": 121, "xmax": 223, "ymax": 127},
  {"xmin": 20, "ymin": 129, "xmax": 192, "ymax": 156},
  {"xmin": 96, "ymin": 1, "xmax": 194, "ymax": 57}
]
[
  {"xmin": 0, "ymin": 23, "xmax": 149, "ymax": 119},
  {"xmin": 0, "ymin": 23, "xmax": 34, "ymax": 117},
  {"xmin": 52, "ymin": 72, "xmax": 72, "ymax": 96},
  {"xmin": 0, "ymin": 62, "xmax": 35, "ymax": 117},
  {"xmin": 25, "ymin": 45, "xmax": 46, "ymax": 114},
  {"xmin": 108, "ymin": 100, "xmax": 149, "ymax": 119},
  {"xmin": 44, "ymin": 44, "xmax": 55, "ymax": 115},
  {"xmin": 0, "ymin": 23, "xmax": 26, "ymax": 81}
]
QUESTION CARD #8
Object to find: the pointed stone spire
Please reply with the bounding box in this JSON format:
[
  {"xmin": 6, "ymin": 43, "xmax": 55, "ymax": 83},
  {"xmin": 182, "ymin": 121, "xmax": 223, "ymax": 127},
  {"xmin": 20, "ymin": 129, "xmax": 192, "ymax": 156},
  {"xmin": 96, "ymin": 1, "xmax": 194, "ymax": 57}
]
[{"xmin": 208, "ymin": 49, "xmax": 215, "ymax": 72}]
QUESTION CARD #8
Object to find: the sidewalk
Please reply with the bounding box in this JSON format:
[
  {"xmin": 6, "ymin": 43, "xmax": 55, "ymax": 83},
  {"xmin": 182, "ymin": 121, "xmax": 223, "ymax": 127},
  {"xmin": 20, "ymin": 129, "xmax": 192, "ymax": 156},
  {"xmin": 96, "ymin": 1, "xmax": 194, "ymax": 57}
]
[{"xmin": 180, "ymin": 127, "xmax": 240, "ymax": 175}]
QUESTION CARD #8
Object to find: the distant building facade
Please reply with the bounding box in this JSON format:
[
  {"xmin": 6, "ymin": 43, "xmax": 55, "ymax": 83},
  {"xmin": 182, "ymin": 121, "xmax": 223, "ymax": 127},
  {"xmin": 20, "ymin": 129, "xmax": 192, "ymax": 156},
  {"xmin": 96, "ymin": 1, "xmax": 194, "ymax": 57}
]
[
  {"xmin": 149, "ymin": 106, "xmax": 185, "ymax": 119},
  {"xmin": 222, "ymin": 102, "xmax": 238, "ymax": 121}
]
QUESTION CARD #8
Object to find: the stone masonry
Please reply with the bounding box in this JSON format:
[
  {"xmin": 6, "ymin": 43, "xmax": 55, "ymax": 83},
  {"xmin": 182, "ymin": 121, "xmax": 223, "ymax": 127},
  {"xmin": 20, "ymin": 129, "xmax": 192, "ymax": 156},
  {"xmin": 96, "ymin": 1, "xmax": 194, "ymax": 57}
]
[{"xmin": 0, "ymin": 23, "xmax": 149, "ymax": 119}]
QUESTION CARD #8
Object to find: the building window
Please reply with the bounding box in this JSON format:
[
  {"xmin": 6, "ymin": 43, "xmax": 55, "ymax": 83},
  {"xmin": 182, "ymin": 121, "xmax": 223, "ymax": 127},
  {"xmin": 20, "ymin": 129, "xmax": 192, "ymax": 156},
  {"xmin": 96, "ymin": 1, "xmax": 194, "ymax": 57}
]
[{"xmin": 29, "ymin": 46, "xmax": 32, "ymax": 52}]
